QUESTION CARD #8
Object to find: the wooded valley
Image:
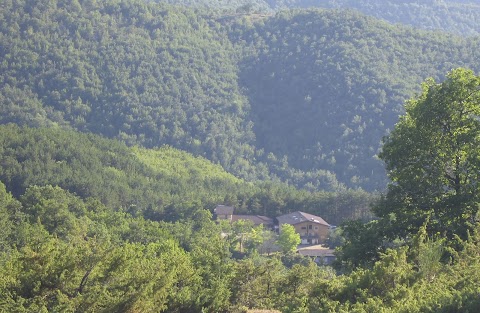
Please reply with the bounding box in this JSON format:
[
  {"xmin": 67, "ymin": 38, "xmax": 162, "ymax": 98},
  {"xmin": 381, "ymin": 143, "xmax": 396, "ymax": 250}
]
[
  {"xmin": 2, "ymin": 0, "xmax": 479, "ymax": 191},
  {"xmin": 1, "ymin": 0, "xmax": 480, "ymax": 312}
]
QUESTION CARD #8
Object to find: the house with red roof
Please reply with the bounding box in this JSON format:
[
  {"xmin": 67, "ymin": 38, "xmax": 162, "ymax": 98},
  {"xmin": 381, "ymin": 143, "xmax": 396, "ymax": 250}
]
[
  {"xmin": 276, "ymin": 211, "xmax": 330, "ymax": 245},
  {"xmin": 214, "ymin": 206, "xmax": 331, "ymax": 245},
  {"xmin": 214, "ymin": 205, "xmax": 274, "ymax": 229}
]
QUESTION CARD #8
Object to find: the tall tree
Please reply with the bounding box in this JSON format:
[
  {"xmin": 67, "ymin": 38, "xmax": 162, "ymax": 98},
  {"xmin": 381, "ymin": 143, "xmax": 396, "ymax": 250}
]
[
  {"xmin": 0, "ymin": 181, "xmax": 22, "ymax": 253},
  {"xmin": 277, "ymin": 224, "xmax": 301, "ymax": 254},
  {"xmin": 375, "ymin": 68, "xmax": 480, "ymax": 241}
]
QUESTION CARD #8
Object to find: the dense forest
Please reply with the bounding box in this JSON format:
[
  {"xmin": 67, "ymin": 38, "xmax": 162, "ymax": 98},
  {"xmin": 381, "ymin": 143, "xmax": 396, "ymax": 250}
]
[
  {"xmin": 2, "ymin": 175, "xmax": 480, "ymax": 312},
  {"xmin": 2, "ymin": 0, "xmax": 480, "ymax": 311},
  {"xmin": 2, "ymin": 69, "xmax": 480, "ymax": 312},
  {"xmin": 1, "ymin": 0, "xmax": 479, "ymax": 190},
  {"xmin": 157, "ymin": 0, "xmax": 480, "ymax": 35},
  {"xmin": 231, "ymin": 9, "xmax": 479, "ymax": 190},
  {"xmin": 0, "ymin": 124, "xmax": 373, "ymax": 225},
  {"xmin": 0, "ymin": 0, "xmax": 258, "ymax": 181},
  {"xmin": 266, "ymin": 0, "xmax": 480, "ymax": 36}
]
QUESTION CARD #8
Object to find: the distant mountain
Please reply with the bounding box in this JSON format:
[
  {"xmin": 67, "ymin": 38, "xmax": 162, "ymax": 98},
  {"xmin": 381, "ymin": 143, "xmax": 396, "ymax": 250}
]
[
  {"xmin": 0, "ymin": 0, "xmax": 341, "ymax": 191},
  {"xmin": 266, "ymin": 0, "xmax": 480, "ymax": 36},
  {"xmin": 229, "ymin": 9, "xmax": 480, "ymax": 190},
  {"xmin": 156, "ymin": 0, "xmax": 480, "ymax": 35},
  {"xmin": 152, "ymin": 0, "xmax": 272, "ymax": 13},
  {"xmin": 1, "ymin": 0, "xmax": 479, "ymax": 191},
  {"xmin": 0, "ymin": 0, "xmax": 256, "ymax": 176}
]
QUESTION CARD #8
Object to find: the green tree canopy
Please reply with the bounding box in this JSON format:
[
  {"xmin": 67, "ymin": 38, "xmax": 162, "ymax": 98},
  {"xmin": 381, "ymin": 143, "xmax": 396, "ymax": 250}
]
[
  {"xmin": 375, "ymin": 68, "xmax": 480, "ymax": 241},
  {"xmin": 277, "ymin": 224, "xmax": 301, "ymax": 254}
]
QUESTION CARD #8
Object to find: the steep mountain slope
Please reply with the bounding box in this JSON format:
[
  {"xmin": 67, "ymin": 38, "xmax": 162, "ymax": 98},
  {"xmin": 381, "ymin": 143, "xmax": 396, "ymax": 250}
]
[
  {"xmin": 267, "ymin": 0, "xmax": 480, "ymax": 36},
  {"xmin": 1, "ymin": 0, "xmax": 479, "ymax": 191},
  {"xmin": 154, "ymin": 0, "xmax": 480, "ymax": 35},
  {"xmin": 0, "ymin": 0, "xmax": 255, "ymax": 172},
  {"xmin": 230, "ymin": 9, "xmax": 480, "ymax": 190}
]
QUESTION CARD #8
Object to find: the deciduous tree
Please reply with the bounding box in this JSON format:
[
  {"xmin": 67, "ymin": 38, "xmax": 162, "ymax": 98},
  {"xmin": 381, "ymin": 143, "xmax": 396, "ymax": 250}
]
[
  {"xmin": 277, "ymin": 224, "xmax": 301, "ymax": 254},
  {"xmin": 376, "ymin": 68, "xmax": 480, "ymax": 241}
]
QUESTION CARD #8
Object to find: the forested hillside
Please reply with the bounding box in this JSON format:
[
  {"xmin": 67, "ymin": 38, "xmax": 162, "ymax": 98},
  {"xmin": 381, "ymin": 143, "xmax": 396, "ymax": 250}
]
[
  {"xmin": 165, "ymin": 0, "xmax": 480, "ymax": 36},
  {"xmin": 2, "ymin": 72, "xmax": 480, "ymax": 311},
  {"xmin": 2, "ymin": 0, "xmax": 480, "ymax": 311},
  {"xmin": 266, "ymin": 0, "xmax": 480, "ymax": 36},
  {"xmin": 0, "ymin": 0, "xmax": 259, "ymax": 181},
  {"xmin": 1, "ymin": 70, "xmax": 480, "ymax": 313},
  {"xmin": 231, "ymin": 9, "xmax": 480, "ymax": 190},
  {"xmin": 0, "ymin": 124, "xmax": 373, "ymax": 225},
  {"xmin": 1, "ymin": 0, "xmax": 479, "ymax": 191},
  {"xmin": 154, "ymin": 0, "xmax": 272, "ymax": 13}
]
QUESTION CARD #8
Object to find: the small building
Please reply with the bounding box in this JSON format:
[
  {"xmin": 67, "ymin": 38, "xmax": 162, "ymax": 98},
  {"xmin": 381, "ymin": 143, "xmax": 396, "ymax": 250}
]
[
  {"xmin": 214, "ymin": 205, "xmax": 234, "ymax": 221},
  {"xmin": 214, "ymin": 205, "xmax": 274, "ymax": 229},
  {"xmin": 232, "ymin": 215, "xmax": 274, "ymax": 228},
  {"xmin": 297, "ymin": 245, "xmax": 336, "ymax": 265},
  {"xmin": 276, "ymin": 211, "xmax": 330, "ymax": 245}
]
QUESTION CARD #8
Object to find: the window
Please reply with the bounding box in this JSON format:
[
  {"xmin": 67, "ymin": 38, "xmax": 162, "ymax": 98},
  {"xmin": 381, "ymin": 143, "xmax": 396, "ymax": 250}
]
[
  {"xmin": 314, "ymin": 226, "xmax": 318, "ymax": 230},
  {"xmin": 308, "ymin": 225, "xmax": 312, "ymax": 230},
  {"xmin": 301, "ymin": 226, "xmax": 306, "ymax": 230}
]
